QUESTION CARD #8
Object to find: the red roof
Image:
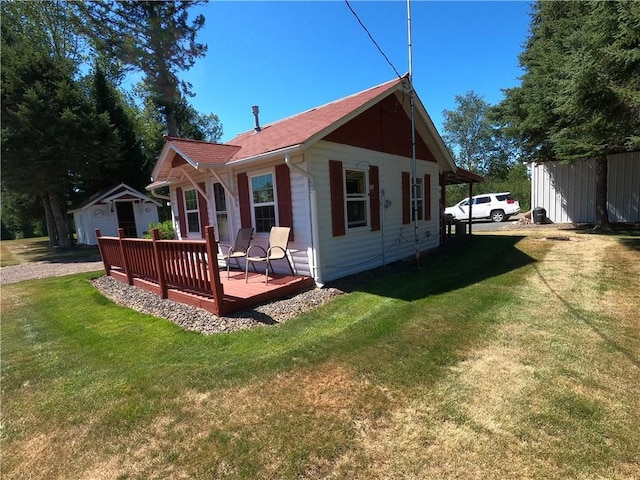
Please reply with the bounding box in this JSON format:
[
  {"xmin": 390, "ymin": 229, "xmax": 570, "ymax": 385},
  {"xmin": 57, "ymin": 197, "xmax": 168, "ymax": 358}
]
[
  {"xmin": 224, "ymin": 76, "xmax": 406, "ymax": 161},
  {"xmin": 164, "ymin": 137, "xmax": 241, "ymax": 165},
  {"xmin": 162, "ymin": 76, "xmax": 406, "ymax": 166}
]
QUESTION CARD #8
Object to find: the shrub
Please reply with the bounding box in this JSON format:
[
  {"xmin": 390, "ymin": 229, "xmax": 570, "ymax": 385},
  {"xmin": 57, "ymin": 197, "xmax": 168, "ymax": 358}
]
[{"xmin": 144, "ymin": 220, "xmax": 176, "ymax": 240}]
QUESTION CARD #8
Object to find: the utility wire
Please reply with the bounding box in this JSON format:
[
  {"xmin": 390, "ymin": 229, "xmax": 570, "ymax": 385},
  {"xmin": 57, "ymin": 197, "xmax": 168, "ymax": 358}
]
[{"xmin": 344, "ymin": 0, "xmax": 402, "ymax": 79}]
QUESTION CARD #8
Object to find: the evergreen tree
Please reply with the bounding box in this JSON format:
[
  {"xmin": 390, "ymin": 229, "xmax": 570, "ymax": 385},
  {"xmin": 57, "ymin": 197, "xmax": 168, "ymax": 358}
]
[
  {"xmin": 77, "ymin": 1, "xmax": 207, "ymax": 137},
  {"xmin": 90, "ymin": 66, "xmax": 150, "ymax": 193},
  {"xmin": 1, "ymin": 1, "xmax": 120, "ymax": 246}
]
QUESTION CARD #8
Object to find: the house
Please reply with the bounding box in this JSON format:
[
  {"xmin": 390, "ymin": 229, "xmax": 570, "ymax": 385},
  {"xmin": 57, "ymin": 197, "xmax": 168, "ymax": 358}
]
[
  {"xmin": 147, "ymin": 76, "xmax": 474, "ymax": 285},
  {"xmin": 70, "ymin": 183, "xmax": 161, "ymax": 245},
  {"xmin": 530, "ymin": 151, "xmax": 640, "ymax": 223}
]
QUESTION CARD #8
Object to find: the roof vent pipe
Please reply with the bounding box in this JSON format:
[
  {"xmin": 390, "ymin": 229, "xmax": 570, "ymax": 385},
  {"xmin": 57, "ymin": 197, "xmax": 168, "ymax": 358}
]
[{"xmin": 251, "ymin": 105, "xmax": 261, "ymax": 132}]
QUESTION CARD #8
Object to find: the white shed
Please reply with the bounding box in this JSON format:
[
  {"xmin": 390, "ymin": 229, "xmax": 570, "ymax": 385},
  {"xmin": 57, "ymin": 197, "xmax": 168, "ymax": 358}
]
[
  {"xmin": 531, "ymin": 151, "xmax": 640, "ymax": 223},
  {"xmin": 69, "ymin": 183, "xmax": 161, "ymax": 245}
]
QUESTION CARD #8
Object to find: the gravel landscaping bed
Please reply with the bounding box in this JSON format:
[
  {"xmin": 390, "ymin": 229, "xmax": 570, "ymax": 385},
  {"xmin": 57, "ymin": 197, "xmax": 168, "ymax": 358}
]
[{"xmin": 90, "ymin": 275, "xmax": 344, "ymax": 334}]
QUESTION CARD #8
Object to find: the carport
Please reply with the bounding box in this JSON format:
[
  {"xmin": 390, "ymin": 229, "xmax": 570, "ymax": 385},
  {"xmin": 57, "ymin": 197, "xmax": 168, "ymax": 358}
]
[{"xmin": 441, "ymin": 167, "xmax": 485, "ymax": 240}]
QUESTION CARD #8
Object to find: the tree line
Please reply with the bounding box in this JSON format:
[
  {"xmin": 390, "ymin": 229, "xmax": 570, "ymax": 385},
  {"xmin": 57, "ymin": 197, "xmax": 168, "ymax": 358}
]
[
  {"xmin": 2, "ymin": 1, "xmax": 638, "ymax": 245},
  {"xmin": 1, "ymin": 0, "xmax": 222, "ymax": 245}
]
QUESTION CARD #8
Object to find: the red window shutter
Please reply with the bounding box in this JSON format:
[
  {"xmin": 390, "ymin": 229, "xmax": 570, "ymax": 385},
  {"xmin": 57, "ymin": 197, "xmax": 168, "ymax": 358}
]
[
  {"xmin": 369, "ymin": 165, "xmax": 380, "ymax": 231},
  {"xmin": 175, "ymin": 187, "xmax": 187, "ymax": 238},
  {"xmin": 197, "ymin": 183, "xmax": 209, "ymax": 237},
  {"xmin": 237, "ymin": 172, "xmax": 252, "ymax": 229},
  {"xmin": 424, "ymin": 174, "xmax": 431, "ymax": 221},
  {"xmin": 402, "ymin": 171, "xmax": 410, "ymax": 225},
  {"xmin": 275, "ymin": 164, "xmax": 294, "ymax": 241},
  {"xmin": 329, "ymin": 160, "xmax": 345, "ymax": 237}
]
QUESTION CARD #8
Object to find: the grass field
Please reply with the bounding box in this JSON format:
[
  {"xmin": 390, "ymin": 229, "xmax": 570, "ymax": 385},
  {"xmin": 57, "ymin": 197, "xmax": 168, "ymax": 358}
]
[
  {"xmin": 1, "ymin": 228, "xmax": 639, "ymax": 479},
  {"xmin": 0, "ymin": 236, "xmax": 100, "ymax": 267}
]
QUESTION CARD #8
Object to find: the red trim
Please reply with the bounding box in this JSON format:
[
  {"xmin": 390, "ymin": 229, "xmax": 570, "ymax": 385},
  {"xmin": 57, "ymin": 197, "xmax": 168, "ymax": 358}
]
[
  {"xmin": 237, "ymin": 172, "xmax": 252, "ymax": 229},
  {"xmin": 275, "ymin": 164, "xmax": 294, "ymax": 241},
  {"xmin": 197, "ymin": 183, "xmax": 209, "ymax": 237},
  {"xmin": 329, "ymin": 160, "xmax": 345, "ymax": 237},
  {"xmin": 424, "ymin": 174, "xmax": 431, "ymax": 221},
  {"xmin": 176, "ymin": 187, "xmax": 187, "ymax": 238},
  {"xmin": 369, "ymin": 165, "xmax": 380, "ymax": 231},
  {"xmin": 402, "ymin": 172, "xmax": 410, "ymax": 225}
]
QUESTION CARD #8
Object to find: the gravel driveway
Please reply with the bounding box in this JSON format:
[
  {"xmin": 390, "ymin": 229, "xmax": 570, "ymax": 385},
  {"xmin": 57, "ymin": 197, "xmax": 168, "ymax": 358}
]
[{"xmin": 0, "ymin": 260, "xmax": 104, "ymax": 285}]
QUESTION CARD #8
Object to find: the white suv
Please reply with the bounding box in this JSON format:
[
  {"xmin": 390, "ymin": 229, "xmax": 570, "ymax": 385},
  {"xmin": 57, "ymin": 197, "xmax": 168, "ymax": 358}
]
[{"xmin": 445, "ymin": 192, "xmax": 520, "ymax": 222}]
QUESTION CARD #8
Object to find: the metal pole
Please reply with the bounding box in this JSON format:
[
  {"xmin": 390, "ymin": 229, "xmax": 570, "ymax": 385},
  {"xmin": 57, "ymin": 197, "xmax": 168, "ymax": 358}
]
[{"xmin": 407, "ymin": 0, "xmax": 420, "ymax": 265}]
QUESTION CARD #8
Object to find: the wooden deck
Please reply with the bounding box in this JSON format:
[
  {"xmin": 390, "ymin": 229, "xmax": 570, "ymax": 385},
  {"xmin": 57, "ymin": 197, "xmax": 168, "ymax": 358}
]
[{"xmin": 96, "ymin": 226, "xmax": 314, "ymax": 316}]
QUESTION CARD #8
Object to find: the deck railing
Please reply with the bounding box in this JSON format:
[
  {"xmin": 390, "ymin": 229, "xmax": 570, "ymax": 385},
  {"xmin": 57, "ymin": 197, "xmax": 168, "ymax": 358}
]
[{"xmin": 95, "ymin": 226, "xmax": 225, "ymax": 315}]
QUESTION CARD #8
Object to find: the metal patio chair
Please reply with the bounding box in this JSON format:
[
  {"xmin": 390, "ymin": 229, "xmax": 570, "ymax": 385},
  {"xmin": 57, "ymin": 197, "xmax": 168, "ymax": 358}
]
[
  {"xmin": 245, "ymin": 226, "xmax": 294, "ymax": 284},
  {"xmin": 218, "ymin": 227, "xmax": 253, "ymax": 279}
]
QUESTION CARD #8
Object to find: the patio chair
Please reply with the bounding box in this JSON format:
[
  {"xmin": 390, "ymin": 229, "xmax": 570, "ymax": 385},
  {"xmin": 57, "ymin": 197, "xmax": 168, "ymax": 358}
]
[
  {"xmin": 218, "ymin": 227, "xmax": 253, "ymax": 279},
  {"xmin": 245, "ymin": 226, "xmax": 294, "ymax": 284}
]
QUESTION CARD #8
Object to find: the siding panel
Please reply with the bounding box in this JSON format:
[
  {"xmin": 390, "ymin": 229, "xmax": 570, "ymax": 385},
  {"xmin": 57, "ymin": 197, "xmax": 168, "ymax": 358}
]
[{"xmin": 531, "ymin": 152, "xmax": 639, "ymax": 223}]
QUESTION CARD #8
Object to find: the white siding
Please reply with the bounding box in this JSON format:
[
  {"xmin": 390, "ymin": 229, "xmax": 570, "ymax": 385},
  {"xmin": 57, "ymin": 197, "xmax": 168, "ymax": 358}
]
[
  {"xmin": 531, "ymin": 152, "xmax": 640, "ymax": 223},
  {"xmin": 308, "ymin": 141, "xmax": 440, "ymax": 283},
  {"xmin": 608, "ymin": 151, "xmax": 640, "ymax": 223},
  {"xmin": 208, "ymin": 156, "xmax": 312, "ymax": 276},
  {"xmin": 134, "ymin": 201, "xmax": 161, "ymax": 237}
]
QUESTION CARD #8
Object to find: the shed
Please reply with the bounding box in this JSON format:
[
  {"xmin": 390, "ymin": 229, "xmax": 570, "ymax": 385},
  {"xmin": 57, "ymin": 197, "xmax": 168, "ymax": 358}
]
[
  {"xmin": 531, "ymin": 151, "xmax": 640, "ymax": 223},
  {"xmin": 69, "ymin": 183, "xmax": 161, "ymax": 245}
]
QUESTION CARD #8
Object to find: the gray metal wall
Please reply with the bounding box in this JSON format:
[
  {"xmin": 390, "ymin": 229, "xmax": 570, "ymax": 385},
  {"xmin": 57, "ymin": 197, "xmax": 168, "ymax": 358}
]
[{"xmin": 531, "ymin": 151, "xmax": 640, "ymax": 223}]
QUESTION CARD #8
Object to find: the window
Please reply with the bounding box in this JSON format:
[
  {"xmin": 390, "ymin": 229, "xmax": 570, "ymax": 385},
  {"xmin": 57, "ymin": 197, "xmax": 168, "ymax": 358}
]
[
  {"xmin": 345, "ymin": 169, "xmax": 368, "ymax": 228},
  {"xmin": 412, "ymin": 177, "xmax": 424, "ymax": 221},
  {"xmin": 474, "ymin": 196, "xmax": 491, "ymax": 205},
  {"xmin": 184, "ymin": 189, "xmax": 200, "ymax": 234},
  {"xmin": 250, "ymin": 173, "xmax": 277, "ymax": 233},
  {"xmin": 213, "ymin": 183, "xmax": 229, "ymax": 243}
]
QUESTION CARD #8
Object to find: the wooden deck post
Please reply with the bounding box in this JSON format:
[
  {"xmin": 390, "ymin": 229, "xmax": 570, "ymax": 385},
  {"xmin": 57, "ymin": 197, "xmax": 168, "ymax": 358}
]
[
  {"xmin": 94, "ymin": 229, "xmax": 111, "ymax": 276},
  {"xmin": 204, "ymin": 225, "xmax": 225, "ymax": 316},
  {"xmin": 151, "ymin": 228, "xmax": 168, "ymax": 298},
  {"xmin": 118, "ymin": 228, "xmax": 133, "ymax": 285}
]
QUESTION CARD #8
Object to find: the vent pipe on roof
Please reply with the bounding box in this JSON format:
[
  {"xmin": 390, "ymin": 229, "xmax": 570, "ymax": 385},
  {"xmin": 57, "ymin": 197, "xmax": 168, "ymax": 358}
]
[{"xmin": 251, "ymin": 105, "xmax": 261, "ymax": 132}]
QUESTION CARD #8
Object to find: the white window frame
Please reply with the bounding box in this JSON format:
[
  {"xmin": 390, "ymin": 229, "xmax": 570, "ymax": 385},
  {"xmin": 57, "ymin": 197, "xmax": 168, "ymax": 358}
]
[
  {"xmin": 183, "ymin": 188, "xmax": 201, "ymax": 234},
  {"xmin": 344, "ymin": 168, "xmax": 369, "ymax": 230},
  {"xmin": 249, "ymin": 169, "xmax": 279, "ymax": 234}
]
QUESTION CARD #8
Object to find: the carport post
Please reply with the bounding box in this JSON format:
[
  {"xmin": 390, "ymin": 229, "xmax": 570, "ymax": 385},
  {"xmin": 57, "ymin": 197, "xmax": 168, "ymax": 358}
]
[{"xmin": 468, "ymin": 182, "xmax": 474, "ymax": 235}]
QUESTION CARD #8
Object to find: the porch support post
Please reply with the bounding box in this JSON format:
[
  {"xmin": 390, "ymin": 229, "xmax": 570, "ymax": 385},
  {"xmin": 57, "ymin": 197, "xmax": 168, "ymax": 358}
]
[
  {"xmin": 467, "ymin": 182, "xmax": 474, "ymax": 235},
  {"xmin": 204, "ymin": 225, "xmax": 225, "ymax": 316},
  {"xmin": 118, "ymin": 228, "xmax": 133, "ymax": 285},
  {"xmin": 94, "ymin": 229, "xmax": 111, "ymax": 276},
  {"xmin": 151, "ymin": 229, "xmax": 168, "ymax": 299}
]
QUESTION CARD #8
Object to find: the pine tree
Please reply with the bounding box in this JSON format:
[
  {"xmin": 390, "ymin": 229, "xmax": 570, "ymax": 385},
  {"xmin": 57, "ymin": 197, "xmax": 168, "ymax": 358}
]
[{"xmin": 77, "ymin": 1, "xmax": 207, "ymax": 137}]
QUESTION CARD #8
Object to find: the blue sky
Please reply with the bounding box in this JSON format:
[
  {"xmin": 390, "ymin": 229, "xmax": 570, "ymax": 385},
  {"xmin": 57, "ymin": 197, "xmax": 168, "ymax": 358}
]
[{"xmin": 172, "ymin": 1, "xmax": 532, "ymax": 142}]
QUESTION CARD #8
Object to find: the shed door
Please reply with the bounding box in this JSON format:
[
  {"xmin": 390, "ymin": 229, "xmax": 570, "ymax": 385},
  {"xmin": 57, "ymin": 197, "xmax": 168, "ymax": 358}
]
[{"xmin": 116, "ymin": 202, "xmax": 137, "ymax": 237}]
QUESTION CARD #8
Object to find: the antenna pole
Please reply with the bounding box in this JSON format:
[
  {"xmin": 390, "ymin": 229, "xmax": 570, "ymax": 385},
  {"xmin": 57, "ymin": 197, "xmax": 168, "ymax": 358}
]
[{"xmin": 407, "ymin": 0, "xmax": 420, "ymax": 265}]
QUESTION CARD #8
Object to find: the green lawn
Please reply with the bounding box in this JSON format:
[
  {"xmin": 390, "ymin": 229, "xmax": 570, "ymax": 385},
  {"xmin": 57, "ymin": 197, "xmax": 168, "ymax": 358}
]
[
  {"xmin": 0, "ymin": 236, "xmax": 100, "ymax": 267},
  {"xmin": 2, "ymin": 229, "xmax": 638, "ymax": 479}
]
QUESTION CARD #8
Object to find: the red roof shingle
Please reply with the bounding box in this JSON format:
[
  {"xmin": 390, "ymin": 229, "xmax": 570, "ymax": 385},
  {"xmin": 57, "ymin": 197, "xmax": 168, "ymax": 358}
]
[{"xmin": 225, "ymin": 76, "xmax": 406, "ymax": 161}]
